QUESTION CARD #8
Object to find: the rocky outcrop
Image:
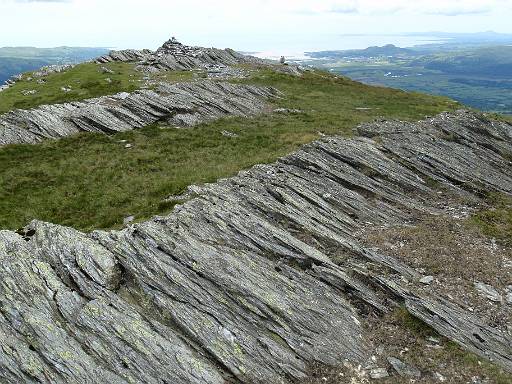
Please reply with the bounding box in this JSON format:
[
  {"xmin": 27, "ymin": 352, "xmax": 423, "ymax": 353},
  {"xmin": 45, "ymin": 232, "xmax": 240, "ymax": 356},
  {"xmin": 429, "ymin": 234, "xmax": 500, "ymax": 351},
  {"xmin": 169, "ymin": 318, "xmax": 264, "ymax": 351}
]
[
  {"xmin": 0, "ymin": 111, "xmax": 511, "ymax": 383},
  {"xmin": 32, "ymin": 64, "xmax": 75, "ymax": 78},
  {"xmin": 96, "ymin": 48, "xmax": 153, "ymax": 64},
  {"xmin": 0, "ymin": 81, "xmax": 280, "ymax": 146},
  {"xmin": 96, "ymin": 38, "xmax": 262, "ymax": 72}
]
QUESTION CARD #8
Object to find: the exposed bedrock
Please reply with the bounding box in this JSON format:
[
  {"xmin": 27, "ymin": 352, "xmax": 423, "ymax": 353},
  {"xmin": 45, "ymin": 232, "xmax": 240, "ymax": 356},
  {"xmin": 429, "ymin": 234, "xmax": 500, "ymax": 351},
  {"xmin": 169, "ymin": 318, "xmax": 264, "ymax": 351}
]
[
  {"xmin": 95, "ymin": 38, "xmax": 264, "ymax": 71},
  {"xmin": 0, "ymin": 81, "xmax": 280, "ymax": 146},
  {"xmin": 0, "ymin": 111, "xmax": 511, "ymax": 383}
]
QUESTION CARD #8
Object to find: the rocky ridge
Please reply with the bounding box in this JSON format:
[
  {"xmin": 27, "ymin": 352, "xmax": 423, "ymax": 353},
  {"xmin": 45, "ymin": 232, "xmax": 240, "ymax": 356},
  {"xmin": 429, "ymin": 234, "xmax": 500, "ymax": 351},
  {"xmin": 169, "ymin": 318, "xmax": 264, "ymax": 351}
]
[
  {"xmin": 96, "ymin": 38, "xmax": 263, "ymax": 73},
  {"xmin": 0, "ymin": 81, "xmax": 279, "ymax": 146},
  {"xmin": 0, "ymin": 110, "xmax": 511, "ymax": 383}
]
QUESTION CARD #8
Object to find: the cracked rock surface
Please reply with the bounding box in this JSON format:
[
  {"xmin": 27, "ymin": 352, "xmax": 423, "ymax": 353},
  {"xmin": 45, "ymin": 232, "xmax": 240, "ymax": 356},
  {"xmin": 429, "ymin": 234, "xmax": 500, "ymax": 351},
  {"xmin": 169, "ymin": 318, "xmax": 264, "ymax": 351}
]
[
  {"xmin": 96, "ymin": 38, "xmax": 264, "ymax": 72},
  {"xmin": 0, "ymin": 81, "xmax": 279, "ymax": 146},
  {"xmin": 0, "ymin": 110, "xmax": 511, "ymax": 383}
]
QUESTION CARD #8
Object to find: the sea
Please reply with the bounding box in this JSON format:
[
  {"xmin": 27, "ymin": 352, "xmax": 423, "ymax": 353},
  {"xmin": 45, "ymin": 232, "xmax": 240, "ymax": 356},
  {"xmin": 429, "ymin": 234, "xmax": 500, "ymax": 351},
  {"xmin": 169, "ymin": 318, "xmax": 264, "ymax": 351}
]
[{"xmin": 249, "ymin": 34, "xmax": 448, "ymax": 61}]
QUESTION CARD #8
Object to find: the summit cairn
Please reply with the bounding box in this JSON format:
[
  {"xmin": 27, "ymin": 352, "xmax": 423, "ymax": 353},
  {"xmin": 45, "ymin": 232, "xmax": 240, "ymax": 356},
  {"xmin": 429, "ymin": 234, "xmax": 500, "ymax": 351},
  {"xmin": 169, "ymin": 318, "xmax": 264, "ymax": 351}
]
[
  {"xmin": 97, "ymin": 37, "xmax": 255, "ymax": 71},
  {"xmin": 156, "ymin": 37, "xmax": 194, "ymax": 57}
]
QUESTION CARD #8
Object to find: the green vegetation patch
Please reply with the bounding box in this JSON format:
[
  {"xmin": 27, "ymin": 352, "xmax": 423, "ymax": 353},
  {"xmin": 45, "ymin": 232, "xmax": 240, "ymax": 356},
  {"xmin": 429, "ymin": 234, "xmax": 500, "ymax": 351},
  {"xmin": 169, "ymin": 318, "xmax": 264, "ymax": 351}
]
[
  {"xmin": 0, "ymin": 62, "xmax": 195, "ymax": 114},
  {"xmin": 391, "ymin": 308, "xmax": 512, "ymax": 384},
  {"xmin": 470, "ymin": 193, "xmax": 512, "ymax": 245},
  {"xmin": 0, "ymin": 70, "xmax": 458, "ymax": 231}
]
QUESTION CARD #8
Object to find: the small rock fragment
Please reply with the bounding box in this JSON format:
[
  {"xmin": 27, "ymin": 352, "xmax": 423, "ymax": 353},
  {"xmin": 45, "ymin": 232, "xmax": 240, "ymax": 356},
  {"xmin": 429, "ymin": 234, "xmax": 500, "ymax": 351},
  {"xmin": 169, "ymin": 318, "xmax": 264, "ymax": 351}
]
[
  {"xmin": 434, "ymin": 372, "xmax": 446, "ymax": 382},
  {"xmin": 100, "ymin": 66, "xmax": 114, "ymax": 74},
  {"xmin": 369, "ymin": 368, "xmax": 389, "ymax": 379},
  {"xmin": 419, "ymin": 275, "xmax": 434, "ymax": 285},
  {"xmin": 21, "ymin": 89, "xmax": 37, "ymax": 96},
  {"xmin": 125, "ymin": 144, "xmax": 133, "ymax": 149},
  {"xmin": 221, "ymin": 130, "xmax": 239, "ymax": 138},
  {"xmin": 505, "ymin": 286, "xmax": 512, "ymax": 305},
  {"xmin": 273, "ymin": 108, "xmax": 303, "ymax": 114},
  {"xmin": 387, "ymin": 357, "xmax": 421, "ymax": 378},
  {"xmin": 474, "ymin": 282, "xmax": 502, "ymax": 302},
  {"xmin": 123, "ymin": 216, "xmax": 135, "ymax": 225}
]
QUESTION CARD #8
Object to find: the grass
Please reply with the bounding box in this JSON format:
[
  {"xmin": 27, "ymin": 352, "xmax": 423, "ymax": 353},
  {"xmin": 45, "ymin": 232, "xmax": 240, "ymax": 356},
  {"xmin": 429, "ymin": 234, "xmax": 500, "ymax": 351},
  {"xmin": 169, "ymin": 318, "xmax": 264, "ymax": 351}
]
[
  {"xmin": 470, "ymin": 193, "xmax": 512, "ymax": 245},
  {"xmin": 393, "ymin": 308, "xmax": 512, "ymax": 384},
  {"xmin": 0, "ymin": 69, "xmax": 459, "ymax": 231},
  {"xmin": 0, "ymin": 61, "xmax": 196, "ymax": 114}
]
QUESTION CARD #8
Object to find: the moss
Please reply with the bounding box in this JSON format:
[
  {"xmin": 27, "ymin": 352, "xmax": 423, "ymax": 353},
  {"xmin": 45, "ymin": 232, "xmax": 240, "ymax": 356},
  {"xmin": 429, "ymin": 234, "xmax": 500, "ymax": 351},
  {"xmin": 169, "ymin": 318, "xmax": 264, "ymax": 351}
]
[
  {"xmin": 267, "ymin": 331, "xmax": 289, "ymax": 348},
  {"xmin": 393, "ymin": 307, "xmax": 438, "ymax": 339},
  {"xmin": 469, "ymin": 193, "xmax": 512, "ymax": 245},
  {"xmin": 58, "ymin": 350, "xmax": 74, "ymax": 360},
  {"xmin": 233, "ymin": 343, "xmax": 244, "ymax": 359},
  {"xmin": 424, "ymin": 176, "xmax": 442, "ymax": 189}
]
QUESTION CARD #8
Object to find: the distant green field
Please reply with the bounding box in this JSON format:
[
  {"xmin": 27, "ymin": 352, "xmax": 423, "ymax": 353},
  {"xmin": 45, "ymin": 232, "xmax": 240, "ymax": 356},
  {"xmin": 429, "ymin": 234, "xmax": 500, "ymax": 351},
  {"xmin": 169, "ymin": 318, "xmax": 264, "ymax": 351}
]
[
  {"xmin": 304, "ymin": 45, "xmax": 512, "ymax": 115},
  {"xmin": 0, "ymin": 69, "xmax": 459, "ymax": 231}
]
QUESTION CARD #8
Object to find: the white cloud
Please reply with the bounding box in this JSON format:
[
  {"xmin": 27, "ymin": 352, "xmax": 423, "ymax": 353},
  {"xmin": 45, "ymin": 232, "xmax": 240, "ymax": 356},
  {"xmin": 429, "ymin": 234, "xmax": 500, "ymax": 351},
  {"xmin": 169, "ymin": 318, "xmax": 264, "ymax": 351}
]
[
  {"xmin": 11, "ymin": 0, "xmax": 70, "ymax": 2},
  {"xmin": 0, "ymin": 0, "xmax": 510, "ymax": 50},
  {"xmin": 252, "ymin": 0, "xmax": 504, "ymax": 16}
]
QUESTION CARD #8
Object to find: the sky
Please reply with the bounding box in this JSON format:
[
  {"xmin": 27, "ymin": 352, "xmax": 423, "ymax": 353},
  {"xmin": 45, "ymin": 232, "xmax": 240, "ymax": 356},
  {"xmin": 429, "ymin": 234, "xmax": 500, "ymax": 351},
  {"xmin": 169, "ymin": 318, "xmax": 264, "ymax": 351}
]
[{"xmin": 0, "ymin": 0, "xmax": 511, "ymax": 53}]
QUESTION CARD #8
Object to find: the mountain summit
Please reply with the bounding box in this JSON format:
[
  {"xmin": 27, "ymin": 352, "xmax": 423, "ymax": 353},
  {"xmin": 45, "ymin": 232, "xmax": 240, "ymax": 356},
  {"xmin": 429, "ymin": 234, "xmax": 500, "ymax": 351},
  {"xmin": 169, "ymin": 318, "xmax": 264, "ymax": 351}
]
[{"xmin": 96, "ymin": 37, "xmax": 260, "ymax": 72}]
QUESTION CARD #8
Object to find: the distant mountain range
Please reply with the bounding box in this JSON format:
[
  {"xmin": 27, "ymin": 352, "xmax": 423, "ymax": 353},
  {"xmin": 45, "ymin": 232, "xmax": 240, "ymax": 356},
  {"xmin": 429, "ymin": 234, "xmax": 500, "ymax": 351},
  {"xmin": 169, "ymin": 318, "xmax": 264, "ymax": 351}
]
[
  {"xmin": 0, "ymin": 46, "xmax": 109, "ymax": 83},
  {"xmin": 306, "ymin": 44, "xmax": 417, "ymax": 59}
]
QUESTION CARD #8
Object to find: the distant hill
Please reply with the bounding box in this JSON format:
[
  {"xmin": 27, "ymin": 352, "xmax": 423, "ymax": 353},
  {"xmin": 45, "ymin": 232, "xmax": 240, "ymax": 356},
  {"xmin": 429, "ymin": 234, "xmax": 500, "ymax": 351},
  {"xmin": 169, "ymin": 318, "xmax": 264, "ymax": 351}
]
[
  {"xmin": 413, "ymin": 46, "xmax": 512, "ymax": 77},
  {"xmin": 306, "ymin": 44, "xmax": 418, "ymax": 59},
  {"xmin": 0, "ymin": 46, "xmax": 109, "ymax": 83}
]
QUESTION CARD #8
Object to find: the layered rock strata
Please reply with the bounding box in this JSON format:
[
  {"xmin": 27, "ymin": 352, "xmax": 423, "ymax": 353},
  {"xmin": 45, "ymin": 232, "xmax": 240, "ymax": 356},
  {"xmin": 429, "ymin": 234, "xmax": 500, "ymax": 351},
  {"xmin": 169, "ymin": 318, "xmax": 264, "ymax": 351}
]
[
  {"xmin": 0, "ymin": 111, "xmax": 511, "ymax": 383},
  {"xmin": 0, "ymin": 81, "xmax": 279, "ymax": 146}
]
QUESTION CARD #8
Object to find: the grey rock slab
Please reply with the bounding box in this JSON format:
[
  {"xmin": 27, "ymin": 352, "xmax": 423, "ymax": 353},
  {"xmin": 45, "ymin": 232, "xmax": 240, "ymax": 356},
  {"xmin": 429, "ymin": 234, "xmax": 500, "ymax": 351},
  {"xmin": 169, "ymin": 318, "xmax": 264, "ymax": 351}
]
[
  {"xmin": 419, "ymin": 275, "xmax": 434, "ymax": 285},
  {"xmin": 387, "ymin": 357, "xmax": 421, "ymax": 378},
  {"xmin": 474, "ymin": 282, "xmax": 503, "ymax": 302},
  {"xmin": 0, "ymin": 111, "xmax": 511, "ymax": 383},
  {"xmin": 0, "ymin": 80, "xmax": 280, "ymax": 146},
  {"xmin": 96, "ymin": 38, "xmax": 267, "ymax": 72},
  {"xmin": 506, "ymin": 286, "xmax": 512, "ymax": 305},
  {"xmin": 369, "ymin": 368, "xmax": 389, "ymax": 379}
]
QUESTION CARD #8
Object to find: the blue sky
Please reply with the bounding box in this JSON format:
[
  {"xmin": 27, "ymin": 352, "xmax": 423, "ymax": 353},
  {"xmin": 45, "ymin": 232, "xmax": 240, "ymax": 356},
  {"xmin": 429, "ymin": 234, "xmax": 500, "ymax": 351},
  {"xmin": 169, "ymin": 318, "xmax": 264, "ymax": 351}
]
[{"xmin": 0, "ymin": 0, "xmax": 511, "ymax": 51}]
